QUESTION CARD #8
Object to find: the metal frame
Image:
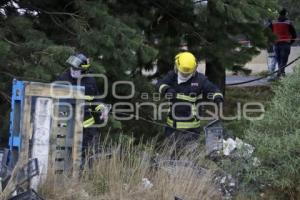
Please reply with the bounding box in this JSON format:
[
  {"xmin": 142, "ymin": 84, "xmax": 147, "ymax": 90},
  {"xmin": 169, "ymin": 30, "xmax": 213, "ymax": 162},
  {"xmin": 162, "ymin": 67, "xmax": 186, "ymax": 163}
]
[
  {"xmin": 9, "ymin": 80, "xmax": 25, "ymax": 168},
  {"xmin": 8, "ymin": 80, "xmax": 85, "ymax": 183},
  {"xmin": 203, "ymin": 119, "xmax": 224, "ymax": 157}
]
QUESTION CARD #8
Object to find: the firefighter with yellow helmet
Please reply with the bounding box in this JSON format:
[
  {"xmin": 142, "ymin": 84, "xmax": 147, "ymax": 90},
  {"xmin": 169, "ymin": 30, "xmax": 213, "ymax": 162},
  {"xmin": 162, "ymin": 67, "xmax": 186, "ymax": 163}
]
[{"xmin": 157, "ymin": 51, "xmax": 223, "ymax": 139}]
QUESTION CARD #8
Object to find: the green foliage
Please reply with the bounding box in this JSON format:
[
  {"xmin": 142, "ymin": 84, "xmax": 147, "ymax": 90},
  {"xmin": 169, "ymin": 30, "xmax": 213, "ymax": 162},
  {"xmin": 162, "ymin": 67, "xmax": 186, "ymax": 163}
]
[
  {"xmin": 0, "ymin": 0, "xmax": 160, "ymax": 143},
  {"xmin": 0, "ymin": 0, "xmax": 278, "ymax": 143},
  {"xmin": 0, "ymin": 41, "xmax": 11, "ymax": 59},
  {"xmin": 233, "ymin": 66, "xmax": 300, "ymax": 199},
  {"xmin": 203, "ymin": 0, "xmax": 276, "ymax": 60},
  {"xmin": 279, "ymin": 0, "xmax": 300, "ymax": 28}
]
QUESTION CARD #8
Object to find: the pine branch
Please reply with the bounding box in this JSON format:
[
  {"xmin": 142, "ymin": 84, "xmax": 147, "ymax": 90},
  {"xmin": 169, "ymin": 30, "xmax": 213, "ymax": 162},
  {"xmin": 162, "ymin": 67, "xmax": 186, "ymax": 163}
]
[
  {"xmin": 151, "ymin": 0, "xmax": 210, "ymax": 46},
  {"xmin": 63, "ymin": 1, "xmax": 74, "ymax": 11},
  {"xmin": 0, "ymin": 71, "xmax": 46, "ymax": 82},
  {"xmin": 0, "ymin": 90, "xmax": 11, "ymax": 103},
  {"xmin": 3, "ymin": 37, "xmax": 20, "ymax": 46},
  {"xmin": 19, "ymin": 4, "xmax": 81, "ymax": 18},
  {"xmin": 41, "ymin": 10, "xmax": 81, "ymax": 18},
  {"xmin": 18, "ymin": 4, "xmax": 83, "ymax": 22},
  {"xmin": 49, "ymin": 14, "xmax": 77, "ymax": 35},
  {"xmin": 193, "ymin": 0, "xmax": 208, "ymax": 4},
  {"xmin": 0, "ymin": 71, "xmax": 17, "ymax": 78}
]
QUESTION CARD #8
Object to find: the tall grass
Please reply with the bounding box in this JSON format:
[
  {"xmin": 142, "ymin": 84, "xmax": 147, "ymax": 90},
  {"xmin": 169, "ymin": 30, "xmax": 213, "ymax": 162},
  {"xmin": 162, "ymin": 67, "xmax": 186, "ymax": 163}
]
[
  {"xmin": 226, "ymin": 66, "xmax": 300, "ymax": 200},
  {"xmin": 40, "ymin": 136, "xmax": 221, "ymax": 200}
]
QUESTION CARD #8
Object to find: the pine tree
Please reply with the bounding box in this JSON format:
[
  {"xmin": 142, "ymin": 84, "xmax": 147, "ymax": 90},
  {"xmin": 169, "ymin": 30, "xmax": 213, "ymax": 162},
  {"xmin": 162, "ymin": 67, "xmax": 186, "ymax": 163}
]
[
  {"xmin": 202, "ymin": 0, "xmax": 277, "ymax": 92},
  {"xmin": 0, "ymin": 0, "xmax": 279, "ymax": 142},
  {"xmin": 111, "ymin": 0, "xmax": 277, "ymax": 92},
  {"xmin": 0, "ymin": 0, "xmax": 159, "ymax": 142},
  {"xmin": 279, "ymin": 0, "xmax": 300, "ymax": 32}
]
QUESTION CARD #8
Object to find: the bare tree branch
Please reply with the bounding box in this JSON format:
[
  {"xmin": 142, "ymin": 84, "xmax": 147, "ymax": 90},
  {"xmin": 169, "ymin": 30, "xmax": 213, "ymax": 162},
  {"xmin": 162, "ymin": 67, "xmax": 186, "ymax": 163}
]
[
  {"xmin": 3, "ymin": 37, "xmax": 20, "ymax": 46},
  {"xmin": 49, "ymin": 14, "xmax": 77, "ymax": 35},
  {"xmin": 193, "ymin": 0, "xmax": 208, "ymax": 4},
  {"xmin": 0, "ymin": 90, "xmax": 11, "ymax": 103},
  {"xmin": 42, "ymin": 10, "xmax": 80, "ymax": 18}
]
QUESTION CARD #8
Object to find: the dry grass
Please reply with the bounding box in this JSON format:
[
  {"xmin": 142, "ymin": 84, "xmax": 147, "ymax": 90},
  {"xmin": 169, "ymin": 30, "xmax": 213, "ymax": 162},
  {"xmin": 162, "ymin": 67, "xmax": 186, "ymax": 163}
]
[{"xmin": 39, "ymin": 136, "xmax": 221, "ymax": 200}]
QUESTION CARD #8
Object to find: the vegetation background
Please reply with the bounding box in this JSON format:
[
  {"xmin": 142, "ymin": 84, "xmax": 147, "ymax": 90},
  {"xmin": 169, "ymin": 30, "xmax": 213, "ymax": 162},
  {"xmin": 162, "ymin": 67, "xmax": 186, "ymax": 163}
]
[
  {"xmin": 0, "ymin": 0, "xmax": 299, "ymax": 199},
  {"xmin": 0, "ymin": 0, "xmax": 287, "ymax": 142}
]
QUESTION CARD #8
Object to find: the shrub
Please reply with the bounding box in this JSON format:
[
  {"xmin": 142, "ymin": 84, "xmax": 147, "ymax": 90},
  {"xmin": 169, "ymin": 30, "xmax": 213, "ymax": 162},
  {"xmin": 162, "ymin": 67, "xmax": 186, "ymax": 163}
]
[{"xmin": 240, "ymin": 66, "xmax": 300, "ymax": 199}]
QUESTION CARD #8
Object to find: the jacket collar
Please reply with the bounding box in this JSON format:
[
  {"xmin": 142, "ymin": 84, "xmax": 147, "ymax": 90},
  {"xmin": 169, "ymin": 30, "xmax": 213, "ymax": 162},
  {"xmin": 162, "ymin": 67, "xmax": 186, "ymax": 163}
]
[{"xmin": 278, "ymin": 16, "xmax": 288, "ymax": 22}]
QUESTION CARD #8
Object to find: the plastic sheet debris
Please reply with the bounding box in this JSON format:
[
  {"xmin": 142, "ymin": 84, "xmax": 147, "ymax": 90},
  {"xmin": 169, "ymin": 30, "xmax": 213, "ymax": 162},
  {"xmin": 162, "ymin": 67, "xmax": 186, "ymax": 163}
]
[
  {"xmin": 223, "ymin": 138, "xmax": 236, "ymax": 156},
  {"xmin": 223, "ymin": 137, "xmax": 254, "ymax": 158},
  {"xmin": 252, "ymin": 157, "xmax": 261, "ymax": 167},
  {"xmin": 141, "ymin": 178, "xmax": 153, "ymax": 189}
]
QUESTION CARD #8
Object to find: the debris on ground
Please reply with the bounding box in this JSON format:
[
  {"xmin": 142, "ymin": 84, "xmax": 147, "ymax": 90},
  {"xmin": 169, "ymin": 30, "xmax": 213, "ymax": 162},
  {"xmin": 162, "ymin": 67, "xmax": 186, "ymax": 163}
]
[
  {"xmin": 223, "ymin": 137, "xmax": 254, "ymax": 158},
  {"xmin": 141, "ymin": 178, "xmax": 153, "ymax": 189}
]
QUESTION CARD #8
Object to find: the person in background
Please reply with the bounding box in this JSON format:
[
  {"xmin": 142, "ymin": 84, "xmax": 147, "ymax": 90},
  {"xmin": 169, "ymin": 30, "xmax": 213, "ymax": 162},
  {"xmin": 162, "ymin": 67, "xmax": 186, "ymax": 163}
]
[
  {"xmin": 267, "ymin": 44, "xmax": 277, "ymax": 81},
  {"xmin": 270, "ymin": 8, "xmax": 297, "ymax": 77},
  {"xmin": 266, "ymin": 19, "xmax": 277, "ymax": 81}
]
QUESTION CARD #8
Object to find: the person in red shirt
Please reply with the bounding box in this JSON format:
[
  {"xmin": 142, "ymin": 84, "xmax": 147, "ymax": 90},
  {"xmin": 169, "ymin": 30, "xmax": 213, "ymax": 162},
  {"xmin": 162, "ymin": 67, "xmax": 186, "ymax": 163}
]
[{"xmin": 270, "ymin": 8, "xmax": 297, "ymax": 77}]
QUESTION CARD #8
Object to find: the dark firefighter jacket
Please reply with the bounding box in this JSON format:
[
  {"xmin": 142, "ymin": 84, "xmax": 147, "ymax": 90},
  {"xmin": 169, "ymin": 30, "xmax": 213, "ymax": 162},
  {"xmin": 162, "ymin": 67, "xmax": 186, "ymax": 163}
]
[
  {"xmin": 56, "ymin": 69, "xmax": 104, "ymax": 128},
  {"xmin": 156, "ymin": 70, "xmax": 223, "ymax": 129}
]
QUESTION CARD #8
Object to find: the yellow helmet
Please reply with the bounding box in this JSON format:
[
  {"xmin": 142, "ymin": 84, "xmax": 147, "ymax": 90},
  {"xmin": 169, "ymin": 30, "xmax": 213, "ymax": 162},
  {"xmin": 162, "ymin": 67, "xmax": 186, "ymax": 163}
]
[{"xmin": 175, "ymin": 52, "xmax": 197, "ymax": 74}]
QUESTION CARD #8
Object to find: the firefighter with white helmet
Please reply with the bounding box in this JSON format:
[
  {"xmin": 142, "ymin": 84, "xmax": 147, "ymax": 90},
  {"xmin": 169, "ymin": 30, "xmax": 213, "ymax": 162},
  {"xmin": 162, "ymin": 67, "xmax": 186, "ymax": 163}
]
[{"xmin": 56, "ymin": 53, "xmax": 109, "ymax": 152}]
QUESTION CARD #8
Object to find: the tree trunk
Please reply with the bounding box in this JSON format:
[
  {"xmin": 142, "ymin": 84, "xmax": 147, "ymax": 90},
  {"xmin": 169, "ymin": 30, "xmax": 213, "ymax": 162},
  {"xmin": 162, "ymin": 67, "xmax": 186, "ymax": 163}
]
[
  {"xmin": 205, "ymin": 0, "xmax": 226, "ymax": 95},
  {"xmin": 205, "ymin": 57, "xmax": 225, "ymax": 95}
]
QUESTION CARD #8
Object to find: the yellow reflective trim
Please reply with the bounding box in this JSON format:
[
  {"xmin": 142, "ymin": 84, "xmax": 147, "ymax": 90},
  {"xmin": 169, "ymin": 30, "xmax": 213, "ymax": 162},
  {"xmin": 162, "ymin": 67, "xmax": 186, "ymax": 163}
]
[
  {"xmin": 83, "ymin": 117, "xmax": 95, "ymax": 128},
  {"xmin": 167, "ymin": 117, "xmax": 173, "ymax": 127},
  {"xmin": 177, "ymin": 121, "xmax": 200, "ymax": 129},
  {"xmin": 83, "ymin": 121, "xmax": 95, "ymax": 128},
  {"xmin": 83, "ymin": 122, "xmax": 94, "ymax": 128},
  {"xmin": 84, "ymin": 117, "xmax": 94, "ymax": 124},
  {"xmin": 159, "ymin": 84, "xmax": 169, "ymax": 93},
  {"xmin": 176, "ymin": 94, "xmax": 197, "ymax": 102},
  {"xmin": 84, "ymin": 96, "xmax": 94, "ymax": 101},
  {"xmin": 192, "ymin": 104, "xmax": 197, "ymax": 116},
  {"xmin": 167, "ymin": 117, "xmax": 201, "ymax": 129},
  {"xmin": 95, "ymin": 104, "xmax": 105, "ymax": 112},
  {"xmin": 81, "ymin": 64, "xmax": 90, "ymax": 69},
  {"xmin": 83, "ymin": 117, "xmax": 95, "ymax": 124},
  {"xmin": 197, "ymin": 94, "xmax": 203, "ymax": 100},
  {"xmin": 213, "ymin": 92, "xmax": 223, "ymax": 100}
]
